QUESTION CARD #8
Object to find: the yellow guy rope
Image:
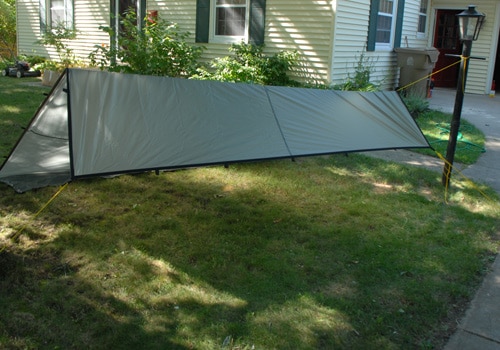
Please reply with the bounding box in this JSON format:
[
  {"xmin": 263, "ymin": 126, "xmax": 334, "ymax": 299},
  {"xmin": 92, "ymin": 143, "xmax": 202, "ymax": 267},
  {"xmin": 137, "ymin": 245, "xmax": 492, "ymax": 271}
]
[
  {"xmin": 397, "ymin": 56, "xmax": 496, "ymax": 205},
  {"xmin": 0, "ymin": 183, "xmax": 68, "ymax": 254},
  {"xmin": 435, "ymin": 151, "xmax": 498, "ymax": 205},
  {"xmin": 396, "ymin": 58, "xmax": 463, "ymax": 93}
]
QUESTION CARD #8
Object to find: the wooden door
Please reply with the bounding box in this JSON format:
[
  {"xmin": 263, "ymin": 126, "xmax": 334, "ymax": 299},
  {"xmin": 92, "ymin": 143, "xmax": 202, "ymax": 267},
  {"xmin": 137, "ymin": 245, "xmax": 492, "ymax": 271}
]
[{"xmin": 432, "ymin": 10, "xmax": 462, "ymax": 88}]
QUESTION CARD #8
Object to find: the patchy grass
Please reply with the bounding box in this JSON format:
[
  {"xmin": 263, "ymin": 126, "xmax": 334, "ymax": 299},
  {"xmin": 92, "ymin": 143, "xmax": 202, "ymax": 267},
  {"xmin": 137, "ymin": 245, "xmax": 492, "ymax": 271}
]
[
  {"xmin": 414, "ymin": 110, "xmax": 486, "ymax": 164},
  {"xmin": 0, "ymin": 76, "xmax": 50, "ymax": 157},
  {"xmin": 0, "ymin": 76, "xmax": 499, "ymax": 349}
]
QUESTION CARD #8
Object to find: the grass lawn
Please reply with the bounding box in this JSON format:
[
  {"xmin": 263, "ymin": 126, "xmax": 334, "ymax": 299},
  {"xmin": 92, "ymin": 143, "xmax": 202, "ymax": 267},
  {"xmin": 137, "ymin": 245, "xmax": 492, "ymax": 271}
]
[
  {"xmin": 413, "ymin": 109, "xmax": 486, "ymax": 165},
  {"xmin": 0, "ymin": 76, "xmax": 499, "ymax": 349}
]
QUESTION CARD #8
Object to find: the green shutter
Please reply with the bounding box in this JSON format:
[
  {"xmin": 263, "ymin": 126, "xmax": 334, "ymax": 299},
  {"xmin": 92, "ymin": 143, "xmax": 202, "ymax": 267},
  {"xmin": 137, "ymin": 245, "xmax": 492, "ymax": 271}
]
[
  {"xmin": 196, "ymin": 0, "xmax": 210, "ymax": 43},
  {"xmin": 249, "ymin": 0, "xmax": 266, "ymax": 45},
  {"xmin": 367, "ymin": 0, "xmax": 379, "ymax": 51},
  {"xmin": 394, "ymin": 0, "xmax": 405, "ymax": 48}
]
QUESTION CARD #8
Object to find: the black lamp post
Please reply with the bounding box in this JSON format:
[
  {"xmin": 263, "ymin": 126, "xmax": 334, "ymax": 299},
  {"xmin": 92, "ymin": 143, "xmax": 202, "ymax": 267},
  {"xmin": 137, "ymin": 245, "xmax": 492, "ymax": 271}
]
[{"xmin": 442, "ymin": 5, "xmax": 485, "ymax": 187}]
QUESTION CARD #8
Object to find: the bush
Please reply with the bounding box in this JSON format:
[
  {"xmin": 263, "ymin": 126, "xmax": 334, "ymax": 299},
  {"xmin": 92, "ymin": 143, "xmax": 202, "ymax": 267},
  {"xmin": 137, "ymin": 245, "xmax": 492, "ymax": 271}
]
[
  {"xmin": 192, "ymin": 42, "xmax": 299, "ymax": 86},
  {"xmin": 332, "ymin": 52, "xmax": 380, "ymax": 91},
  {"xmin": 401, "ymin": 94, "xmax": 429, "ymax": 119},
  {"xmin": 37, "ymin": 25, "xmax": 79, "ymax": 70},
  {"xmin": 0, "ymin": 0, "xmax": 16, "ymax": 60},
  {"xmin": 90, "ymin": 11, "xmax": 203, "ymax": 77}
]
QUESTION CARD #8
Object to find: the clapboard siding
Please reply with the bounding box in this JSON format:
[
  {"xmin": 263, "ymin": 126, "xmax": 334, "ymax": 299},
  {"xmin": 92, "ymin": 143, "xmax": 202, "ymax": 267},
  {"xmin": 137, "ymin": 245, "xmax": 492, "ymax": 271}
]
[
  {"xmin": 148, "ymin": 0, "xmax": 335, "ymax": 84},
  {"xmin": 331, "ymin": 1, "xmax": 398, "ymax": 89},
  {"xmin": 16, "ymin": 0, "xmax": 500, "ymax": 94},
  {"xmin": 148, "ymin": 0, "xmax": 196, "ymax": 38},
  {"xmin": 71, "ymin": 0, "xmax": 110, "ymax": 61},
  {"xmin": 263, "ymin": 0, "xmax": 334, "ymax": 83},
  {"xmin": 400, "ymin": 0, "xmax": 430, "ymax": 47},
  {"xmin": 16, "ymin": 0, "xmax": 43, "ymax": 57},
  {"xmin": 17, "ymin": 0, "xmax": 110, "ymax": 63}
]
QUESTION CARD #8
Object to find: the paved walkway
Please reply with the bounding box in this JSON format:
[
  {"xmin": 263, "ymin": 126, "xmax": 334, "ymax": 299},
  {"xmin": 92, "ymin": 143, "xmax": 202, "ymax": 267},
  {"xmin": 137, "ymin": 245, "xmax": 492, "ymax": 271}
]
[
  {"xmin": 432, "ymin": 89, "xmax": 500, "ymax": 350},
  {"xmin": 368, "ymin": 88, "xmax": 500, "ymax": 349}
]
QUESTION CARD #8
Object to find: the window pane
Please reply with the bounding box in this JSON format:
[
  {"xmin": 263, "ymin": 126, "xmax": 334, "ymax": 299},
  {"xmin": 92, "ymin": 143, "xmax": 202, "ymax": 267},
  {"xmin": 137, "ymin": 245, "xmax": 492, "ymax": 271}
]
[
  {"xmin": 379, "ymin": 0, "xmax": 394, "ymax": 15},
  {"xmin": 50, "ymin": 0, "xmax": 65, "ymax": 26},
  {"xmin": 216, "ymin": 7, "xmax": 245, "ymax": 36},
  {"xmin": 376, "ymin": 15, "xmax": 392, "ymax": 43},
  {"xmin": 418, "ymin": 0, "xmax": 427, "ymax": 33},
  {"xmin": 418, "ymin": 15, "xmax": 426, "ymax": 33},
  {"xmin": 419, "ymin": 0, "xmax": 427, "ymax": 13}
]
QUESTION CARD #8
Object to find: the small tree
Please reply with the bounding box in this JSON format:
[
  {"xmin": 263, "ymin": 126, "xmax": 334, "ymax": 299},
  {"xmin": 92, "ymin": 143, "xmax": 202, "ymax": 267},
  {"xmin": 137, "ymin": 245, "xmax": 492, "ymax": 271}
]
[
  {"xmin": 90, "ymin": 11, "xmax": 203, "ymax": 77},
  {"xmin": 37, "ymin": 25, "xmax": 78, "ymax": 69},
  {"xmin": 0, "ymin": 0, "xmax": 16, "ymax": 60},
  {"xmin": 332, "ymin": 52, "xmax": 380, "ymax": 92}
]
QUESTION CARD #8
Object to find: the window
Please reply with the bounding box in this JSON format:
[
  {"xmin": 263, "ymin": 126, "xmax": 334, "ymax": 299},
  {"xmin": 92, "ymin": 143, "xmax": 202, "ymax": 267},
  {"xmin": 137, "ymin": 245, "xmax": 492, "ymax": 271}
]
[
  {"xmin": 418, "ymin": 0, "xmax": 428, "ymax": 35},
  {"xmin": 367, "ymin": 0, "xmax": 404, "ymax": 51},
  {"xmin": 214, "ymin": 0, "xmax": 248, "ymax": 39},
  {"xmin": 376, "ymin": 0, "xmax": 397, "ymax": 48},
  {"xmin": 39, "ymin": 0, "xmax": 74, "ymax": 32},
  {"xmin": 196, "ymin": 0, "xmax": 265, "ymax": 45}
]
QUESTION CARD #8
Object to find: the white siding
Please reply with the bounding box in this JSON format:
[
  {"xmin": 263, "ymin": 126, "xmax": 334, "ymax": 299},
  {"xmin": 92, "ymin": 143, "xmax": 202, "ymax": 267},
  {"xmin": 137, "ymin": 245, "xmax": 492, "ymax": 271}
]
[
  {"xmin": 401, "ymin": 0, "xmax": 430, "ymax": 48},
  {"xmin": 17, "ymin": 0, "xmax": 110, "ymax": 64},
  {"xmin": 151, "ymin": 0, "xmax": 334, "ymax": 84},
  {"xmin": 331, "ymin": 0, "xmax": 399, "ymax": 90},
  {"xmin": 16, "ymin": 0, "xmax": 43, "ymax": 57},
  {"xmin": 264, "ymin": 0, "xmax": 334, "ymax": 84},
  {"xmin": 18, "ymin": 0, "xmax": 498, "ymax": 94},
  {"xmin": 432, "ymin": 0, "xmax": 500, "ymax": 94}
]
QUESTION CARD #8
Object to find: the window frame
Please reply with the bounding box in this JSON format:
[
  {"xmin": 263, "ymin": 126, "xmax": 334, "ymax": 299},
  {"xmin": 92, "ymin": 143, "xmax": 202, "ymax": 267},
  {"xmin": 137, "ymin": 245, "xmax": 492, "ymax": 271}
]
[
  {"xmin": 39, "ymin": 0, "xmax": 74, "ymax": 32},
  {"xmin": 375, "ymin": 0, "xmax": 398, "ymax": 51},
  {"xmin": 367, "ymin": 0, "xmax": 404, "ymax": 51},
  {"xmin": 417, "ymin": 0, "xmax": 428, "ymax": 38},
  {"xmin": 196, "ymin": 0, "xmax": 265, "ymax": 45},
  {"xmin": 209, "ymin": 0, "xmax": 250, "ymax": 44}
]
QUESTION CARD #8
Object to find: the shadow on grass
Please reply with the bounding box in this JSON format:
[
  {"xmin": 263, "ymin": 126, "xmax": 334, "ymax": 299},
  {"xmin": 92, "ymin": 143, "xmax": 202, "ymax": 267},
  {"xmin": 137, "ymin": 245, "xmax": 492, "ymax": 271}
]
[{"xmin": 0, "ymin": 155, "xmax": 498, "ymax": 349}]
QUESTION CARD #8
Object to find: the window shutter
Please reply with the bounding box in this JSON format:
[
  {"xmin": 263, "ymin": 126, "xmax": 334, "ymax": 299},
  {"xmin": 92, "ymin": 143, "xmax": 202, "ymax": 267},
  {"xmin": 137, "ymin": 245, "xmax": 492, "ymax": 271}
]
[
  {"xmin": 39, "ymin": 0, "xmax": 46, "ymax": 32},
  {"xmin": 367, "ymin": 0, "xmax": 379, "ymax": 52},
  {"xmin": 196, "ymin": 0, "xmax": 210, "ymax": 43},
  {"xmin": 249, "ymin": 0, "xmax": 265, "ymax": 45},
  {"xmin": 394, "ymin": 0, "xmax": 405, "ymax": 48}
]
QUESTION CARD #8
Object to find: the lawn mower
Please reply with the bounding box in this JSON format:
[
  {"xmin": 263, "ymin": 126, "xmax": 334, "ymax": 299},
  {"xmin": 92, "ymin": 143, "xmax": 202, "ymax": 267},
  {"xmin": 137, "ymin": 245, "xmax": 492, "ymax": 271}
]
[{"xmin": 1, "ymin": 61, "xmax": 41, "ymax": 78}]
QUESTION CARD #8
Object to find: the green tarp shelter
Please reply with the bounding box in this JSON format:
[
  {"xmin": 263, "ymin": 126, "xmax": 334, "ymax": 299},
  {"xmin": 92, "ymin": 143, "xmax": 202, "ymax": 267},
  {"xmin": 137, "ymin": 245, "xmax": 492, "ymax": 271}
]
[{"xmin": 0, "ymin": 69, "xmax": 430, "ymax": 192}]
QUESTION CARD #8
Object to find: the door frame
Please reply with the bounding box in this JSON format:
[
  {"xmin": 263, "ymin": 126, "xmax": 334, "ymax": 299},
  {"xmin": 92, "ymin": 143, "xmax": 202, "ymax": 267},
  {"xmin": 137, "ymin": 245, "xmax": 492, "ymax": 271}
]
[
  {"xmin": 429, "ymin": 5, "xmax": 500, "ymax": 94},
  {"xmin": 430, "ymin": 8, "xmax": 462, "ymax": 88}
]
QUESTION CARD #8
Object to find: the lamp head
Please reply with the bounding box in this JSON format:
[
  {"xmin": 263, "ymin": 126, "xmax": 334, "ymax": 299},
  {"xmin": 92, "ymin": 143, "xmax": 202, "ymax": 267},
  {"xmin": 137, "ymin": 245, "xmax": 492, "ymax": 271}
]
[{"xmin": 457, "ymin": 5, "xmax": 485, "ymax": 41}]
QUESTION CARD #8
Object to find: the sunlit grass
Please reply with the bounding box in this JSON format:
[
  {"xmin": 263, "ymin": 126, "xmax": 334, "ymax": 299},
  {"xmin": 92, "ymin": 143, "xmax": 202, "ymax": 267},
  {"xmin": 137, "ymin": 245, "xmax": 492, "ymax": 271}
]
[
  {"xmin": 0, "ymin": 77, "xmax": 50, "ymax": 157},
  {"xmin": 414, "ymin": 110, "xmax": 486, "ymax": 164},
  {"xmin": 0, "ymin": 77, "xmax": 499, "ymax": 349}
]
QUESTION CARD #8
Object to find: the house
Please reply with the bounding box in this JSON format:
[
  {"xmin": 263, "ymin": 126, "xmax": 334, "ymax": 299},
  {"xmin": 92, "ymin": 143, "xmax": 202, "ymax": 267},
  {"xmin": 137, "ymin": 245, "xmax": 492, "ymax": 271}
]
[{"xmin": 15, "ymin": 0, "xmax": 500, "ymax": 94}]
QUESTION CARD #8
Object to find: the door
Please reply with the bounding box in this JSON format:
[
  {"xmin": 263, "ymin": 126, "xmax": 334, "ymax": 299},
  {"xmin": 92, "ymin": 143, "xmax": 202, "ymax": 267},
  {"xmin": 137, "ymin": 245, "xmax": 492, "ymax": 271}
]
[
  {"xmin": 494, "ymin": 29, "xmax": 500, "ymax": 91},
  {"xmin": 432, "ymin": 9, "xmax": 462, "ymax": 88}
]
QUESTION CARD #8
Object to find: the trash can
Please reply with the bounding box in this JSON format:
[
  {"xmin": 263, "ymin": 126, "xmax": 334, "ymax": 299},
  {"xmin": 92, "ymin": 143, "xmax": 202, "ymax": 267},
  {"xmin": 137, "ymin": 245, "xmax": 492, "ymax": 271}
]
[{"xmin": 395, "ymin": 47, "xmax": 439, "ymax": 98}]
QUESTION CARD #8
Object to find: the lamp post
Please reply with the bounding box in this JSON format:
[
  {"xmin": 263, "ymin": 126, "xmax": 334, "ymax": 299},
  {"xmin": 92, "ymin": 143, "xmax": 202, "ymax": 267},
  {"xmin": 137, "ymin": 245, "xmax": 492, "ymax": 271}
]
[{"xmin": 442, "ymin": 5, "xmax": 485, "ymax": 187}]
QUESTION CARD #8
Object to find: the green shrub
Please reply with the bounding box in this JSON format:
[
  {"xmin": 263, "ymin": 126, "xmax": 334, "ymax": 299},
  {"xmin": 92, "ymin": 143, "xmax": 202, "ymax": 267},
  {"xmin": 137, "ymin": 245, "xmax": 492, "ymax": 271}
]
[
  {"xmin": 0, "ymin": 0, "xmax": 16, "ymax": 60},
  {"xmin": 193, "ymin": 42, "xmax": 299, "ymax": 86},
  {"xmin": 89, "ymin": 11, "xmax": 203, "ymax": 77},
  {"xmin": 332, "ymin": 52, "xmax": 380, "ymax": 91},
  {"xmin": 401, "ymin": 94, "xmax": 430, "ymax": 119}
]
